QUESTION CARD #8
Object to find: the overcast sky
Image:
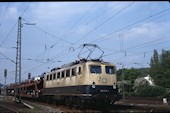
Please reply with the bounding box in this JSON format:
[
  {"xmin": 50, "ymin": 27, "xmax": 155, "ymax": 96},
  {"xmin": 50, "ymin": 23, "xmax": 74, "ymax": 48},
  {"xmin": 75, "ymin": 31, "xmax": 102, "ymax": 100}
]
[{"xmin": 0, "ymin": 1, "xmax": 170, "ymax": 84}]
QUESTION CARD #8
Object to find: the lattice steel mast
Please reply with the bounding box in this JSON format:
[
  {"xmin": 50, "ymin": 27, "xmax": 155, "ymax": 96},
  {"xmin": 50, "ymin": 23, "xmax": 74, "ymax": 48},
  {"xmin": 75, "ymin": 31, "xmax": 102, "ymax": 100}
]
[{"xmin": 15, "ymin": 16, "xmax": 22, "ymax": 103}]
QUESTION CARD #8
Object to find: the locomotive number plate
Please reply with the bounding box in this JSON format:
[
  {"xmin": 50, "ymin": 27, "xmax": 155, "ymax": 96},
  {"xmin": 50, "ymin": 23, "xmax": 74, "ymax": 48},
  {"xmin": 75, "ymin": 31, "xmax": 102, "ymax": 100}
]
[
  {"xmin": 100, "ymin": 89, "xmax": 109, "ymax": 92},
  {"xmin": 102, "ymin": 78, "xmax": 107, "ymax": 83}
]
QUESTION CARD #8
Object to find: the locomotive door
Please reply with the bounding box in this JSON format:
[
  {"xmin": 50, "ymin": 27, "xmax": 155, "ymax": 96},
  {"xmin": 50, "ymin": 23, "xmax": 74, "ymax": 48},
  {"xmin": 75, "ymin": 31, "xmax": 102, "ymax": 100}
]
[
  {"xmin": 77, "ymin": 66, "xmax": 82, "ymax": 94},
  {"xmin": 77, "ymin": 66, "xmax": 82, "ymax": 85}
]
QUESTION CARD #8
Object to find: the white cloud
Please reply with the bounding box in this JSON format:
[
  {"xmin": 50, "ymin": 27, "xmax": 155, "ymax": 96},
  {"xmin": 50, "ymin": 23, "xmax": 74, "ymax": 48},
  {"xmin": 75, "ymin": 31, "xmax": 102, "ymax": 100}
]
[
  {"xmin": 75, "ymin": 25, "xmax": 88, "ymax": 34},
  {"xmin": 29, "ymin": 2, "xmax": 92, "ymax": 26},
  {"xmin": 6, "ymin": 6, "xmax": 19, "ymax": 19},
  {"xmin": 74, "ymin": 24, "xmax": 95, "ymax": 35},
  {"xmin": 107, "ymin": 1, "xmax": 144, "ymax": 15},
  {"xmin": 125, "ymin": 22, "xmax": 168, "ymax": 41}
]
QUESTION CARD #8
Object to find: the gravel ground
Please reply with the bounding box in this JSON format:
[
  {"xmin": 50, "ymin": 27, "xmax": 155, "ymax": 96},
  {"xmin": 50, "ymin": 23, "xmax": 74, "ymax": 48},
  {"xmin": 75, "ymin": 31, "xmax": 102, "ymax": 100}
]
[
  {"xmin": 22, "ymin": 100, "xmax": 64, "ymax": 113},
  {"xmin": 0, "ymin": 95, "xmax": 63, "ymax": 113},
  {"xmin": 116, "ymin": 96, "xmax": 170, "ymax": 105}
]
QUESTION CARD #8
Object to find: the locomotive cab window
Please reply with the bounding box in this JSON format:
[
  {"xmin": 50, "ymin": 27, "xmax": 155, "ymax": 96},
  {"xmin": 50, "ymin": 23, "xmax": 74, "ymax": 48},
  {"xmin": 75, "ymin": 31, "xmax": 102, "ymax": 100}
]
[
  {"xmin": 89, "ymin": 65, "xmax": 101, "ymax": 74},
  {"xmin": 71, "ymin": 67, "xmax": 76, "ymax": 76},
  {"xmin": 78, "ymin": 67, "xmax": 82, "ymax": 75},
  {"xmin": 105, "ymin": 66, "xmax": 115, "ymax": 74}
]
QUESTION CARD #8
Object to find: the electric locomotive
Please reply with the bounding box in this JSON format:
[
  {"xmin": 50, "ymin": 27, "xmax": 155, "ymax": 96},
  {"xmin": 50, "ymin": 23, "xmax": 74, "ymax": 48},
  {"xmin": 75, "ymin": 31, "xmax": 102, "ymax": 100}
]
[{"xmin": 42, "ymin": 59, "xmax": 121, "ymax": 106}]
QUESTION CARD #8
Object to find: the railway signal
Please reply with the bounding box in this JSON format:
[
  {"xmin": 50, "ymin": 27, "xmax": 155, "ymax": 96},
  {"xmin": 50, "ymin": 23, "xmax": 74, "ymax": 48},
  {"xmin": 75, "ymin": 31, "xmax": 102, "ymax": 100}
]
[
  {"xmin": 4, "ymin": 69, "xmax": 7, "ymax": 95},
  {"xmin": 4, "ymin": 69, "xmax": 7, "ymax": 77},
  {"xmin": 28, "ymin": 73, "xmax": 31, "ymax": 79}
]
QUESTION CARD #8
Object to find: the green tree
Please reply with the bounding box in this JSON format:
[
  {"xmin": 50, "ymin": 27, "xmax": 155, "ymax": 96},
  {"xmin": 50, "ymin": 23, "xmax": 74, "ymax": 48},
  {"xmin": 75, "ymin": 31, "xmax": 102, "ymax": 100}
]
[
  {"xmin": 117, "ymin": 68, "xmax": 145, "ymax": 83},
  {"xmin": 150, "ymin": 49, "xmax": 170, "ymax": 88},
  {"xmin": 150, "ymin": 49, "xmax": 159, "ymax": 67},
  {"xmin": 160, "ymin": 50, "xmax": 170, "ymax": 68},
  {"xmin": 136, "ymin": 86, "xmax": 166, "ymax": 97}
]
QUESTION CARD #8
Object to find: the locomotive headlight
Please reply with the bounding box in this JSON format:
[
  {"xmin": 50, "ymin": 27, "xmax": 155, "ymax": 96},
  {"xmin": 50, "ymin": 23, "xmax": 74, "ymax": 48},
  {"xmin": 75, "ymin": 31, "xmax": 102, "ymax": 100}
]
[
  {"xmin": 92, "ymin": 82, "xmax": 96, "ymax": 88},
  {"xmin": 113, "ymin": 83, "xmax": 116, "ymax": 89}
]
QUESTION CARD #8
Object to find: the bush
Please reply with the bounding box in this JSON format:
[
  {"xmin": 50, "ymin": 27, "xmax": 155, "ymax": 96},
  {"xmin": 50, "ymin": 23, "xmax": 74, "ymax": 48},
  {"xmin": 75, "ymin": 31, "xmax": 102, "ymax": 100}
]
[
  {"xmin": 127, "ymin": 92, "xmax": 137, "ymax": 96},
  {"xmin": 164, "ymin": 92, "xmax": 170, "ymax": 98},
  {"xmin": 136, "ymin": 86, "xmax": 166, "ymax": 97},
  {"xmin": 117, "ymin": 80, "xmax": 134, "ymax": 94}
]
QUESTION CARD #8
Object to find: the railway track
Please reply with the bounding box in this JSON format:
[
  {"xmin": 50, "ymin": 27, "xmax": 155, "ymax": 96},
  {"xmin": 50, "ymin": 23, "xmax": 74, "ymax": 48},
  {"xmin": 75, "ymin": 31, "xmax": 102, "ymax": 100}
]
[
  {"xmin": 22, "ymin": 98, "xmax": 170, "ymax": 113},
  {"xmin": 1, "ymin": 95, "xmax": 170, "ymax": 112},
  {"xmin": 22, "ymin": 99, "xmax": 102, "ymax": 113},
  {"xmin": 111, "ymin": 104, "xmax": 170, "ymax": 112},
  {"xmin": 0, "ymin": 104, "xmax": 19, "ymax": 113}
]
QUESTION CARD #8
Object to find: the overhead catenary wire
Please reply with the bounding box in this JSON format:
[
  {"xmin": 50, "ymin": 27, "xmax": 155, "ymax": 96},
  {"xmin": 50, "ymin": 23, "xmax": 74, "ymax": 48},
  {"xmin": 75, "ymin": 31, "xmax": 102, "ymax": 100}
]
[
  {"xmin": 25, "ymin": 4, "xmax": 169, "ymax": 65},
  {"xmin": 103, "ymin": 34, "xmax": 170, "ymax": 58},
  {"xmin": 21, "ymin": 2, "xmax": 125, "ymax": 64},
  {"xmin": 21, "ymin": 17, "xmax": 76, "ymax": 61},
  {"xmin": 55, "ymin": 2, "xmax": 121, "ymax": 45},
  {"xmin": 20, "ymin": 3, "xmax": 98, "ymax": 63},
  {"xmin": 0, "ymin": 21, "xmax": 17, "ymax": 47},
  {"xmin": 21, "ymin": 2, "xmax": 98, "ymax": 48},
  {"xmin": 0, "ymin": 2, "xmax": 31, "ymax": 47},
  {"xmin": 90, "ymin": 10, "xmax": 170, "ymax": 44},
  {"xmin": 0, "ymin": 2, "xmax": 31, "ymax": 64},
  {"xmin": 32, "ymin": 24, "xmax": 74, "ymax": 45},
  {"xmin": 126, "ymin": 35, "xmax": 170, "ymax": 50},
  {"xmin": 89, "ymin": 7, "xmax": 170, "ymax": 44},
  {"xmin": 0, "ymin": 3, "xmax": 9, "ymax": 26},
  {"xmin": 21, "ymin": 2, "xmax": 169, "ymax": 78},
  {"xmin": 23, "ymin": 43, "xmax": 168, "ymax": 79},
  {"xmin": 23, "ymin": 46, "xmax": 80, "ymax": 74},
  {"xmin": 0, "ymin": 52, "xmax": 15, "ymax": 64},
  {"xmin": 32, "ymin": 2, "xmax": 98, "ymax": 57},
  {"xmin": 112, "ymin": 46, "xmax": 170, "ymax": 68},
  {"xmin": 36, "ymin": 2, "xmax": 135, "ymax": 63},
  {"xmin": 43, "ymin": 2, "xmax": 136, "ymax": 60},
  {"xmin": 24, "ymin": 6, "xmax": 170, "ymax": 75},
  {"xmin": 22, "ymin": 3, "xmax": 97, "ymax": 64},
  {"xmin": 59, "ymin": 2, "xmax": 98, "ymax": 39},
  {"xmin": 106, "ymin": 49, "xmax": 169, "ymax": 69},
  {"xmin": 72, "ymin": 2, "xmax": 135, "ymax": 45},
  {"xmin": 49, "ymin": 2, "xmax": 122, "ymax": 51}
]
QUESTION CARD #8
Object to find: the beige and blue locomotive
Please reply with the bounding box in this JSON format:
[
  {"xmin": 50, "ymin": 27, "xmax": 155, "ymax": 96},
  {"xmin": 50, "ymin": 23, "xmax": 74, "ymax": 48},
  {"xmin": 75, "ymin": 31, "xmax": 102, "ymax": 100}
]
[{"xmin": 42, "ymin": 59, "xmax": 121, "ymax": 106}]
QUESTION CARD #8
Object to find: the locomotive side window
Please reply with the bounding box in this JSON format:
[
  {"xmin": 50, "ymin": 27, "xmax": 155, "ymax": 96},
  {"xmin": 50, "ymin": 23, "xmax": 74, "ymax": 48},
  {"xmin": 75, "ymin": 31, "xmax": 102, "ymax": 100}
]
[
  {"xmin": 53, "ymin": 73, "xmax": 56, "ymax": 79},
  {"xmin": 71, "ymin": 67, "xmax": 76, "ymax": 76},
  {"xmin": 89, "ymin": 65, "xmax": 101, "ymax": 74},
  {"xmin": 50, "ymin": 74, "xmax": 52, "ymax": 80},
  {"xmin": 57, "ymin": 72, "xmax": 60, "ymax": 79},
  {"xmin": 61, "ymin": 71, "xmax": 65, "ymax": 78},
  {"xmin": 66, "ymin": 69, "xmax": 70, "ymax": 77},
  {"xmin": 46, "ymin": 75, "xmax": 49, "ymax": 81},
  {"xmin": 78, "ymin": 67, "xmax": 82, "ymax": 74},
  {"xmin": 105, "ymin": 66, "xmax": 115, "ymax": 74}
]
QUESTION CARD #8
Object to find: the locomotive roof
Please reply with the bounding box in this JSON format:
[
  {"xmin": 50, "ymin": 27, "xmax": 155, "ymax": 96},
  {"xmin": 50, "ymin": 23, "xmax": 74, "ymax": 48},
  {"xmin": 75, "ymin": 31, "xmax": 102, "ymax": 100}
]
[{"xmin": 50, "ymin": 59, "xmax": 114, "ymax": 72}]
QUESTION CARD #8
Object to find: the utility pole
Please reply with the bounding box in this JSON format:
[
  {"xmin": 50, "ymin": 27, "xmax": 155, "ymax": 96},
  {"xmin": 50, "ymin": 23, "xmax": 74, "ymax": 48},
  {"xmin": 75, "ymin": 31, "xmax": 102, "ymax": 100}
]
[{"xmin": 16, "ymin": 16, "xmax": 22, "ymax": 103}]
